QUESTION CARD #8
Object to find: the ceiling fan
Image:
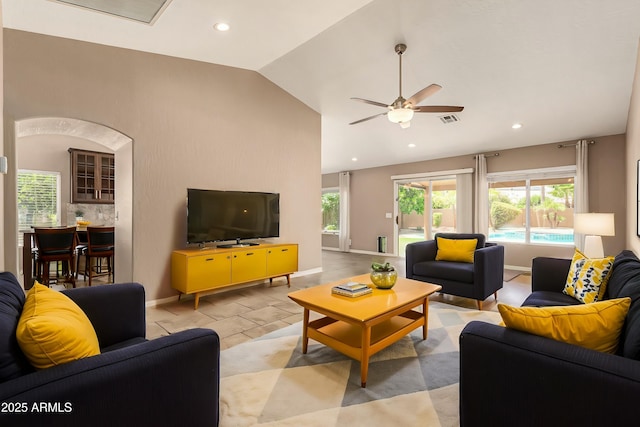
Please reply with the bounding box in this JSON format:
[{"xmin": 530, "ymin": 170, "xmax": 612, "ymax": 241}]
[{"xmin": 350, "ymin": 44, "xmax": 464, "ymax": 129}]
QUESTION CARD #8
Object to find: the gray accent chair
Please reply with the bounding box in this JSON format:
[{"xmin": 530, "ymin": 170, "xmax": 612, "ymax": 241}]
[{"xmin": 405, "ymin": 233, "xmax": 504, "ymax": 309}]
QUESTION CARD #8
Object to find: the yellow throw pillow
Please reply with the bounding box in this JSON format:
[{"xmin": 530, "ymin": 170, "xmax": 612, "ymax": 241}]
[
  {"xmin": 498, "ymin": 298, "xmax": 631, "ymax": 353},
  {"xmin": 563, "ymin": 248, "xmax": 614, "ymax": 303},
  {"xmin": 16, "ymin": 282, "xmax": 100, "ymax": 369},
  {"xmin": 435, "ymin": 237, "xmax": 478, "ymax": 263}
]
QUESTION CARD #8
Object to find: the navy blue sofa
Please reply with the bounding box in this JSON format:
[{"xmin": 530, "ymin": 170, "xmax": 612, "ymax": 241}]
[
  {"xmin": 405, "ymin": 233, "xmax": 504, "ymax": 309},
  {"xmin": 0, "ymin": 272, "xmax": 220, "ymax": 427},
  {"xmin": 459, "ymin": 250, "xmax": 640, "ymax": 427}
]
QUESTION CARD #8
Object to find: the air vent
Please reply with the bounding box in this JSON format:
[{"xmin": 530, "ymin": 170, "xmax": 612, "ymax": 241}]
[{"xmin": 439, "ymin": 114, "xmax": 460, "ymax": 124}]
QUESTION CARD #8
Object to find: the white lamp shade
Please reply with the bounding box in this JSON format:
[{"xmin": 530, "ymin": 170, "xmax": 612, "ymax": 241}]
[
  {"xmin": 387, "ymin": 107, "xmax": 414, "ymax": 124},
  {"xmin": 574, "ymin": 213, "xmax": 615, "ymax": 236}
]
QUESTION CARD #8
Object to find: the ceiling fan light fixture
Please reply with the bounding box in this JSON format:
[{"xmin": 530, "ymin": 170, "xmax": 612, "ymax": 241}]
[{"xmin": 387, "ymin": 107, "xmax": 414, "ymax": 125}]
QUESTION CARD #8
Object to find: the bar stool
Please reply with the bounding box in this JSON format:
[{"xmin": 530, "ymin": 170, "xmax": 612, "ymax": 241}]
[
  {"xmin": 83, "ymin": 226, "xmax": 115, "ymax": 286},
  {"xmin": 33, "ymin": 227, "xmax": 77, "ymax": 287},
  {"xmin": 75, "ymin": 230, "xmax": 88, "ymax": 280}
]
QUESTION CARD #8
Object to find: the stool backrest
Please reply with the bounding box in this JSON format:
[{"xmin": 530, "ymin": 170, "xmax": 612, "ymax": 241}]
[
  {"xmin": 34, "ymin": 227, "xmax": 77, "ymax": 255},
  {"xmin": 87, "ymin": 227, "xmax": 115, "ymax": 255}
]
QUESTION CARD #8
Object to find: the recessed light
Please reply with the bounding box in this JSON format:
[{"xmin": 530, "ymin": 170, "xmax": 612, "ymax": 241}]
[
  {"xmin": 351, "ymin": 157, "xmax": 358, "ymax": 162},
  {"xmin": 214, "ymin": 22, "xmax": 230, "ymax": 32},
  {"xmin": 408, "ymin": 143, "xmax": 416, "ymax": 148},
  {"xmin": 512, "ymin": 123, "xmax": 523, "ymax": 129}
]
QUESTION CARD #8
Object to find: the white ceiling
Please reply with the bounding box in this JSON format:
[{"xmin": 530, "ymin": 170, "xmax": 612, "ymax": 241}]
[{"xmin": 4, "ymin": 0, "xmax": 640, "ymax": 174}]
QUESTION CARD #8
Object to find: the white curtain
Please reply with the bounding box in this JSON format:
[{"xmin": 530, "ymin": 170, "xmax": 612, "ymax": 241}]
[
  {"xmin": 338, "ymin": 171, "xmax": 350, "ymax": 252},
  {"xmin": 456, "ymin": 173, "xmax": 473, "ymax": 233},
  {"xmin": 575, "ymin": 140, "xmax": 590, "ymax": 250},
  {"xmin": 474, "ymin": 154, "xmax": 489, "ymax": 236}
]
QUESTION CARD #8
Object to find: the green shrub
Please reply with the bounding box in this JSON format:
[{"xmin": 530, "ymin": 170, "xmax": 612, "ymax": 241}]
[
  {"xmin": 433, "ymin": 212, "xmax": 443, "ymax": 227},
  {"xmin": 490, "ymin": 201, "xmax": 521, "ymax": 229}
]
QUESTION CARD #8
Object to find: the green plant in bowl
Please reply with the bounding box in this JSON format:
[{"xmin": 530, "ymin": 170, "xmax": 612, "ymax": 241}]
[{"xmin": 370, "ymin": 262, "xmax": 398, "ymax": 289}]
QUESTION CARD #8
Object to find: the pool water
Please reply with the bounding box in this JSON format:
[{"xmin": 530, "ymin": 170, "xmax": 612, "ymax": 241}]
[{"xmin": 489, "ymin": 230, "xmax": 574, "ymax": 244}]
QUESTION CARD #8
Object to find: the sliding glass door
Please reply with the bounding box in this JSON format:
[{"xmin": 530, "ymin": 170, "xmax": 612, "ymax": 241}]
[{"xmin": 396, "ymin": 178, "xmax": 457, "ymax": 256}]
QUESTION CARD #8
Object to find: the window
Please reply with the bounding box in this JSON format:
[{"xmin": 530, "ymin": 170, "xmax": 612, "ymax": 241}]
[
  {"xmin": 321, "ymin": 188, "xmax": 340, "ymax": 233},
  {"xmin": 488, "ymin": 167, "xmax": 575, "ymax": 245},
  {"xmin": 18, "ymin": 170, "xmax": 61, "ymax": 233}
]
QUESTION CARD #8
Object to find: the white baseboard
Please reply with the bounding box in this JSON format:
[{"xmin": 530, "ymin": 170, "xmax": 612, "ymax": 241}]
[
  {"xmin": 146, "ymin": 295, "xmax": 179, "ymax": 307},
  {"xmin": 349, "ymin": 249, "xmax": 402, "ymax": 258},
  {"xmin": 504, "ymin": 264, "xmax": 531, "ymax": 272},
  {"xmin": 292, "ymin": 267, "xmax": 323, "ymax": 277}
]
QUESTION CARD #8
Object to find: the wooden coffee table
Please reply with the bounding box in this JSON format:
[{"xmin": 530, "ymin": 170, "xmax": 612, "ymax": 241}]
[{"xmin": 288, "ymin": 274, "xmax": 441, "ymax": 387}]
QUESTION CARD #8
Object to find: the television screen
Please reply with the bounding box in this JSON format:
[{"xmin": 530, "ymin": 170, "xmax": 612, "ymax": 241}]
[{"xmin": 187, "ymin": 189, "xmax": 280, "ymax": 245}]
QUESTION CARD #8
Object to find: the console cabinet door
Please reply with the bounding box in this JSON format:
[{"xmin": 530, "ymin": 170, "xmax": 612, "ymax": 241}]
[
  {"xmin": 231, "ymin": 248, "xmax": 267, "ymax": 283},
  {"xmin": 182, "ymin": 253, "xmax": 231, "ymax": 293},
  {"xmin": 267, "ymin": 245, "xmax": 298, "ymax": 277}
]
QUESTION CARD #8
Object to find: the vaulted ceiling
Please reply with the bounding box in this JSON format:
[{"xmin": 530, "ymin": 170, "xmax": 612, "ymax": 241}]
[{"xmin": 4, "ymin": 0, "xmax": 640, "ymax": 173}]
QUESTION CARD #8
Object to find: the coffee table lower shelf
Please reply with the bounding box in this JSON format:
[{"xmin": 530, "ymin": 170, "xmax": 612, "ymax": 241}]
[{"xmin": 305, "ymin": 310, "xmax": 424, "ymax": 386}]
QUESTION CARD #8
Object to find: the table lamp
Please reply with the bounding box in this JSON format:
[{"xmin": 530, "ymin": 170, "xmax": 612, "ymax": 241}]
[{"xmin": 574, "ymin": 213, "xmax": 615, "ymax": 258}]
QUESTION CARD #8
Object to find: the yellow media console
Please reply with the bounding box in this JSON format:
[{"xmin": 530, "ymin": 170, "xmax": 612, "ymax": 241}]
[{"xmin": 171, "ymin": 243, "xmax": 298, "ymax": 309}]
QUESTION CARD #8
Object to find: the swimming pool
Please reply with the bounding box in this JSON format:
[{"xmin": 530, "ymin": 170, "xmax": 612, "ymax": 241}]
[{"xmin": 489, "ymin": 229, "xmax": 574, "ymax": 244}]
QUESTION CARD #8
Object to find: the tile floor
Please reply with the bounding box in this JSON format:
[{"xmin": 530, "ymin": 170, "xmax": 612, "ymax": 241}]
[{"xmin": 146, "ymin": 250, "xmax": 532, "ymax": 350}]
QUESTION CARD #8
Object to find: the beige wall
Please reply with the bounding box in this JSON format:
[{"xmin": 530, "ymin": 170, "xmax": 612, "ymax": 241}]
[
  {"xmin": 628, "ymin": 40, "xmax": 640, "ymax": 255},
  {"xmin": 3, "ymin": 29, "xmax": 322, "ymax": 300},
  {"xmin": 324, "ymin": 135, "xmax": 627, "ymax": 268}
]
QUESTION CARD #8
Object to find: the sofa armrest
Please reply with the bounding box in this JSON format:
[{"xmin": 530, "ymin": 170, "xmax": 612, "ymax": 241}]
[
  {"xmin": 405, "ymin": 240, "xmax": 437, "ymax": 279},
  {"xmin": 62, "ymin": 283, "xmax": 146, "ymax": 348},
  {"xmin": 531, "ymin": 257, "xmax": 572, "ymax": 292},
  {"xmin": 460, "ymin": 321, "xmax": 640, "ymax": 427},
  {"xmin": 0, "ymin": 328, "xmax": 220, "ymax": 427},
  {"xmin": 472, "ymin": 245, "xmax": 504, "ymax": 296}
]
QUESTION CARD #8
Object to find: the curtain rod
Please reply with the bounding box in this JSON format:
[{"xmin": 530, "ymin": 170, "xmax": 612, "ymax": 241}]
[
  {"xmin": 558, "ymin": 140, "xmax": 595, "ymax": 148},
  {"xmin": 473, "ymin": 153, "xmax": 500, "ymax": 158}
]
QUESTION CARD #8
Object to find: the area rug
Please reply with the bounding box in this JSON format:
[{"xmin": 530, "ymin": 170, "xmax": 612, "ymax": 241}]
[{"xmin": 219, "ymin": 301, "xmax": 502, "ymax": 427}]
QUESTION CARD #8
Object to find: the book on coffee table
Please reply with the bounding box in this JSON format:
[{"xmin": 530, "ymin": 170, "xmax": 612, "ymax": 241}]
[{"xmin": 331, "ymin": 281, "xmax": 372, "ymax": 297}]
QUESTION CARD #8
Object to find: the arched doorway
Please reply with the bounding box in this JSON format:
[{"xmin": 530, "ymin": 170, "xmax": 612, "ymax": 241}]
[{"xmin": 11, "ymin": 117, "xmax": 133, "ymax": 284}]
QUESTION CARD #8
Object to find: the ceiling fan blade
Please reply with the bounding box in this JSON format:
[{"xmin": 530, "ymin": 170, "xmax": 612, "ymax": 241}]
[
  {"xmin": 349, "ymin": 112, "xmax": 387, "ymax": 125},
  {"xmin": 351, "ymin": 97, "xmax": 390, "ymax": 108},
  {"xmin": 404, "ymin": 84, "xmax": 442, "ymax": 107},
  {"xmin": 414, "ymin": 105, "xmax": 464, "ymax": 113}
]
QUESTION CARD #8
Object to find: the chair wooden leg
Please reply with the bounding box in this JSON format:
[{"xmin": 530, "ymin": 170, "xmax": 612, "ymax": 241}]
[
  {"xmin": 476, "ymin": 300, "xmax": 483, "ymax": 310},
  {"xmin": 84, "ymin": 254, "xmax": 89, "ymax": 283},
  {"xmin": 76, "ymin": 250, "xmax": 82, "ymax": 279},
  {"xmin": 69, "ymin": 259, "xmax": 76, "ymax": 288},
  {"xmin": 494, "ymin": 291, "xmax": 498, "ymax": 301},
  {"xmin": 88, "ymin": 256, "xmax": 93, "ymax": 287},
  {"xmin": 107, "ymin": 256, "xmax": 113, "ymax": 282},
  {"xmin": 42, "ymin": 261, "xmax": 50, "ymax": 286}
]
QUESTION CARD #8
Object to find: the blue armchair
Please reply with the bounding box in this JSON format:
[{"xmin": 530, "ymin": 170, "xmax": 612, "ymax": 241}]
[
  {"xmin": 0, "ymin": 272, "xmax": 220, "ymax": 427},
  {"xmin": 405, "ymin": 233, "xmax": 504, "ymax": 309}
]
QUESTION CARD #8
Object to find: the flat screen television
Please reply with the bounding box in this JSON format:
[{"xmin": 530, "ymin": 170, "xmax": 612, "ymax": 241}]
[{"xmin": 186, "ymin": 188, "xmax": 280, "ymax": 246}]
